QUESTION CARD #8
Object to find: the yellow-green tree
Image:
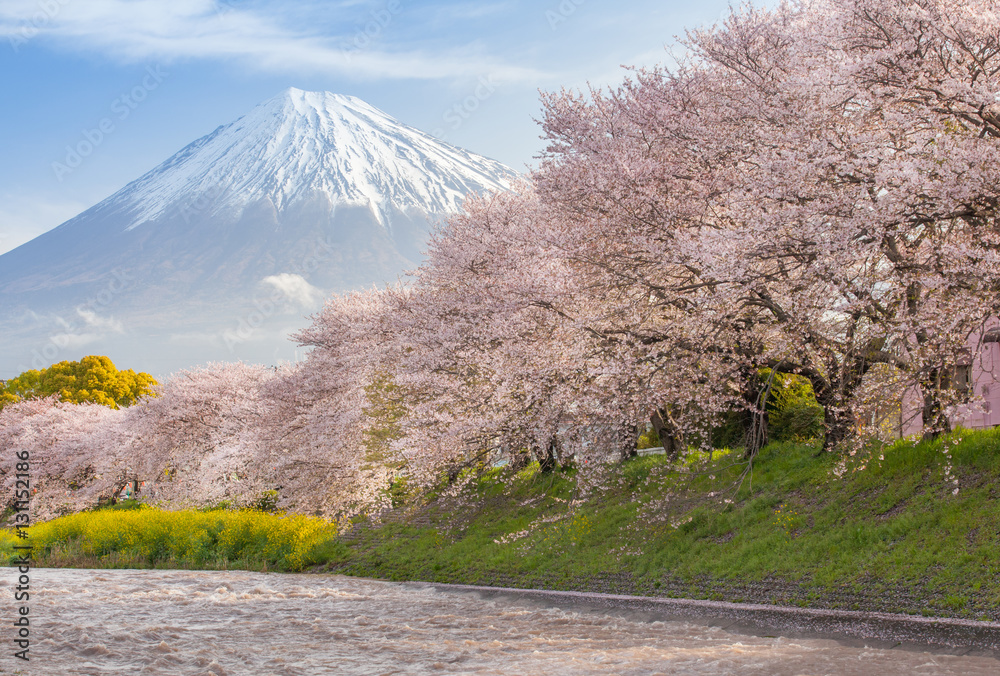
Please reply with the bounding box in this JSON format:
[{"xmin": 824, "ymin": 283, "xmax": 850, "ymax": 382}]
[{"xmin": 0, "ymin": 356, "xmax": 157, "ymax": 410}]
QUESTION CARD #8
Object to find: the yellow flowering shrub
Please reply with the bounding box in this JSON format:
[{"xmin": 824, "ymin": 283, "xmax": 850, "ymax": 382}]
[{"xmin": 22, "ymin": 507, "xmax": 337, "ymax": 571}]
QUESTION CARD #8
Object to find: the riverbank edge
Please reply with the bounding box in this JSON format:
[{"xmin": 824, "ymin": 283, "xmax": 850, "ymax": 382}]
[{"xmin": 409, "ymin": 581, "xmax": 1000, "ymax": 658}]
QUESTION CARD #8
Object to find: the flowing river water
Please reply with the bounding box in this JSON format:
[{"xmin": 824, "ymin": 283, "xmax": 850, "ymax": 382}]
[{"xmin": 3, "ymin": 568, "xmax": 998, "ymax": 675}]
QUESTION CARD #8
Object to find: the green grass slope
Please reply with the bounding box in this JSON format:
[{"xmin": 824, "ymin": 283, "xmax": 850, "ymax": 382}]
[{"xmin": 317, "ymin": 429, "xmax": 1000, "ymax": 619}]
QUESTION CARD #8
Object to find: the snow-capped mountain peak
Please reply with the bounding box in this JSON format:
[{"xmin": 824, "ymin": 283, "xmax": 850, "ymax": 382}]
[{"xmin": 110, "ymin": 87, "xmax": 516, "ymax": 229}]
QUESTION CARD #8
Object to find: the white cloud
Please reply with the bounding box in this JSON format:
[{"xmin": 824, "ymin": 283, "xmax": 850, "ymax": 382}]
[
  {"xmin": 49, "ymin": 332, "xmax": 101, "ymax": 350},
  {"xmin": 261, "ymin": 273, "xmax": 324, "ymax": 307},
  {"xmin": 0, "ymin": 0, "xmax": 543, "ymax": 83},
  {"xmin": 76, "ymin": 307, "xmax": 125, "ymax": 334}
]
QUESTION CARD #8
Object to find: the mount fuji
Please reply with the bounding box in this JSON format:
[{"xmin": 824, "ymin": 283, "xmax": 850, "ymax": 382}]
[{"xmin": 0, "ymin": 88, "xmax": 517, "ymax": 376}]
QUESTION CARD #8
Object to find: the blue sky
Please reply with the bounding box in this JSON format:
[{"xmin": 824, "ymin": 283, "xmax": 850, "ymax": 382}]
[{"xmin": 0, "ymin": 0, "xmax": 738, "ymax": 255}]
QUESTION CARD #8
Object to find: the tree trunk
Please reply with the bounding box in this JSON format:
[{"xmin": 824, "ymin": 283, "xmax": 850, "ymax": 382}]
[
  {"xmin": 618, "ymin": 423, "xmax": 638, "ymax": 462},
  {"xmin": 651, "ymin": 407, "xmax": 684, "ymax": 461},
  {"xmin": 920, "ymin": 376, "xmax": 952, "ymax": 441},
  {"xmin": 508, "ymin": 450, "xmax": 531, "ymax": 472},
  {"xmin": 537, "ymin": 439, "xmax": 558, "ymax": 473},
  {"xmin": 821, "ymin": 404, "xmax": 855, "ymax": 453},
  {"xmin": 107, "ymin": 470, "xmax": 138, "ymax": 503},
  {"xmin": 740, "ymin": 367, "xmax": 769, "ymax": 460},
  {"xmin": 793, "ymin": 368, "xmax": 846, "ymax": 455}
]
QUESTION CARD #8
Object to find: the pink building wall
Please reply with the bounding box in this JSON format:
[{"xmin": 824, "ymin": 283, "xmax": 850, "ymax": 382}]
[{"xmin": 900, "ymin": 317, "xmax": 1000, "ymax": 436}]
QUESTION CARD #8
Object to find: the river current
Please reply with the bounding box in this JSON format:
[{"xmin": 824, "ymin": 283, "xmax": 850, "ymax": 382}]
[{"xmin": 2, "ymin": 568, "xmax": 997, "ymax": 675}]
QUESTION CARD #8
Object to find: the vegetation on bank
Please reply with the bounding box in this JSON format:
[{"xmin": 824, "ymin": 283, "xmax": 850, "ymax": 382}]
[
  {"xmin": 9, "ymin": 426, "xmax": 1000, "ymax": 620},
  {"xmin": 313, "ymin": 429, "xmax": 1000, "ymax": 619},
  {"xmin": 6, "ymin": 506, "xmax": 336, "ymax": 572}
]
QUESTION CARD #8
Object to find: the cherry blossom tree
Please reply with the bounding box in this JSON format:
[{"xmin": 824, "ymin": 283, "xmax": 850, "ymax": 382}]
[
  {"xmin": 0, "ymin": 397, "xmax": 128, "ymax": 521},
  {"xmin": 687, "ymin": 0, "xmax": 1000, "ymax": 438},
  {"xmin": 532, "ymin": 0, "xmax": 1000, "ymax": 450}
]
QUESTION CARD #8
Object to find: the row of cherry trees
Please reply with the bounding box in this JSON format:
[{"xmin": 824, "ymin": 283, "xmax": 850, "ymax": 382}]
[
  {"xmin": 313, "ymin": 0, "xmax": 1000, "ymax": 469},
  {"xmin": 5, "ymin": 0, "xmax": 1000, "ymax": 520},
  {"xmin": 296, "ymin": 0, "xmax": 1000, "ymax": 481}
]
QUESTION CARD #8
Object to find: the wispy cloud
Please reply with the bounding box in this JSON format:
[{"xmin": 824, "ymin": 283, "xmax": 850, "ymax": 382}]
[
  {"xmin": 0, "ymin": 0, "xmax": 543, "ymax": 82},
  {"xmin": 75, "ymin": 307, "xmax": 125, "ymax": 334},
  {"xmin": 32, "ymin": 305, "xmax": 127, "ymax": 353}
]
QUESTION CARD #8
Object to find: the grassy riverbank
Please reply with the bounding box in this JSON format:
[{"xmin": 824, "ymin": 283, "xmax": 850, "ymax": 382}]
[
  {"xmin": 316, "ymin": 429, "xmax": 1000, "ymax": 620},
  {"xmin": 10, "ymin": 428, "xmax": 1000, "ymax": 620}
]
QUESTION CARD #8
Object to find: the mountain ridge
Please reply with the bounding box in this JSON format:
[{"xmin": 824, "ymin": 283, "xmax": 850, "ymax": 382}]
[{"xmin": 100, "ymin": 87, "xmax": 515, "ymax": 230}]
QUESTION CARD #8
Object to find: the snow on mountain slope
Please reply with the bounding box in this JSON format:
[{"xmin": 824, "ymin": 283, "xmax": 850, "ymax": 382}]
[{"xmin": 108, "ymin": 87, "xmax": 516, "ymax": 229}]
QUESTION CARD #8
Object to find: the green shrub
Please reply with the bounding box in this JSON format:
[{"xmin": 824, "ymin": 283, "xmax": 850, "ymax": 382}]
[
  {"xmin": 767, "ymin": 373, "xmax": 824, "ymax": 442},
  {"xmin": 636, "ymin": 426, "xmax": 660, "ymax": 449},
  {"xmin": 709, "ymin": 411, "xmax": 745, "ymax": 449},
  {"xmin": 252, "ymin": 490, "xmax": 280, "ymax": 513}
]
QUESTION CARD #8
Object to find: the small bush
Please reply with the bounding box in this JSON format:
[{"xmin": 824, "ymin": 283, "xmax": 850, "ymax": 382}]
[
  {"xmin": 95, "ymin": 498, "xmax": 146, "ymax": 512},
  {"xmin": 768, "ymin": 373, "xmax": 824, "ymax": 442},
  {"xmin": 198, "ymin": 500, "xmax": 235, "ymax": 512},
  {"xmin": 389, "ymin": 476, "xmax": 413, "ymax": 508},
  {"xmin": 636, "ymin": 426, "xmax": 660, "ymax": 449},
  {"xmin": 710, "ymin": 411, "xmax": 745, "ymax": 449},
  {"xmin": 252, "ymin": 490, "xmax": 280, "ymax": 513}
]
